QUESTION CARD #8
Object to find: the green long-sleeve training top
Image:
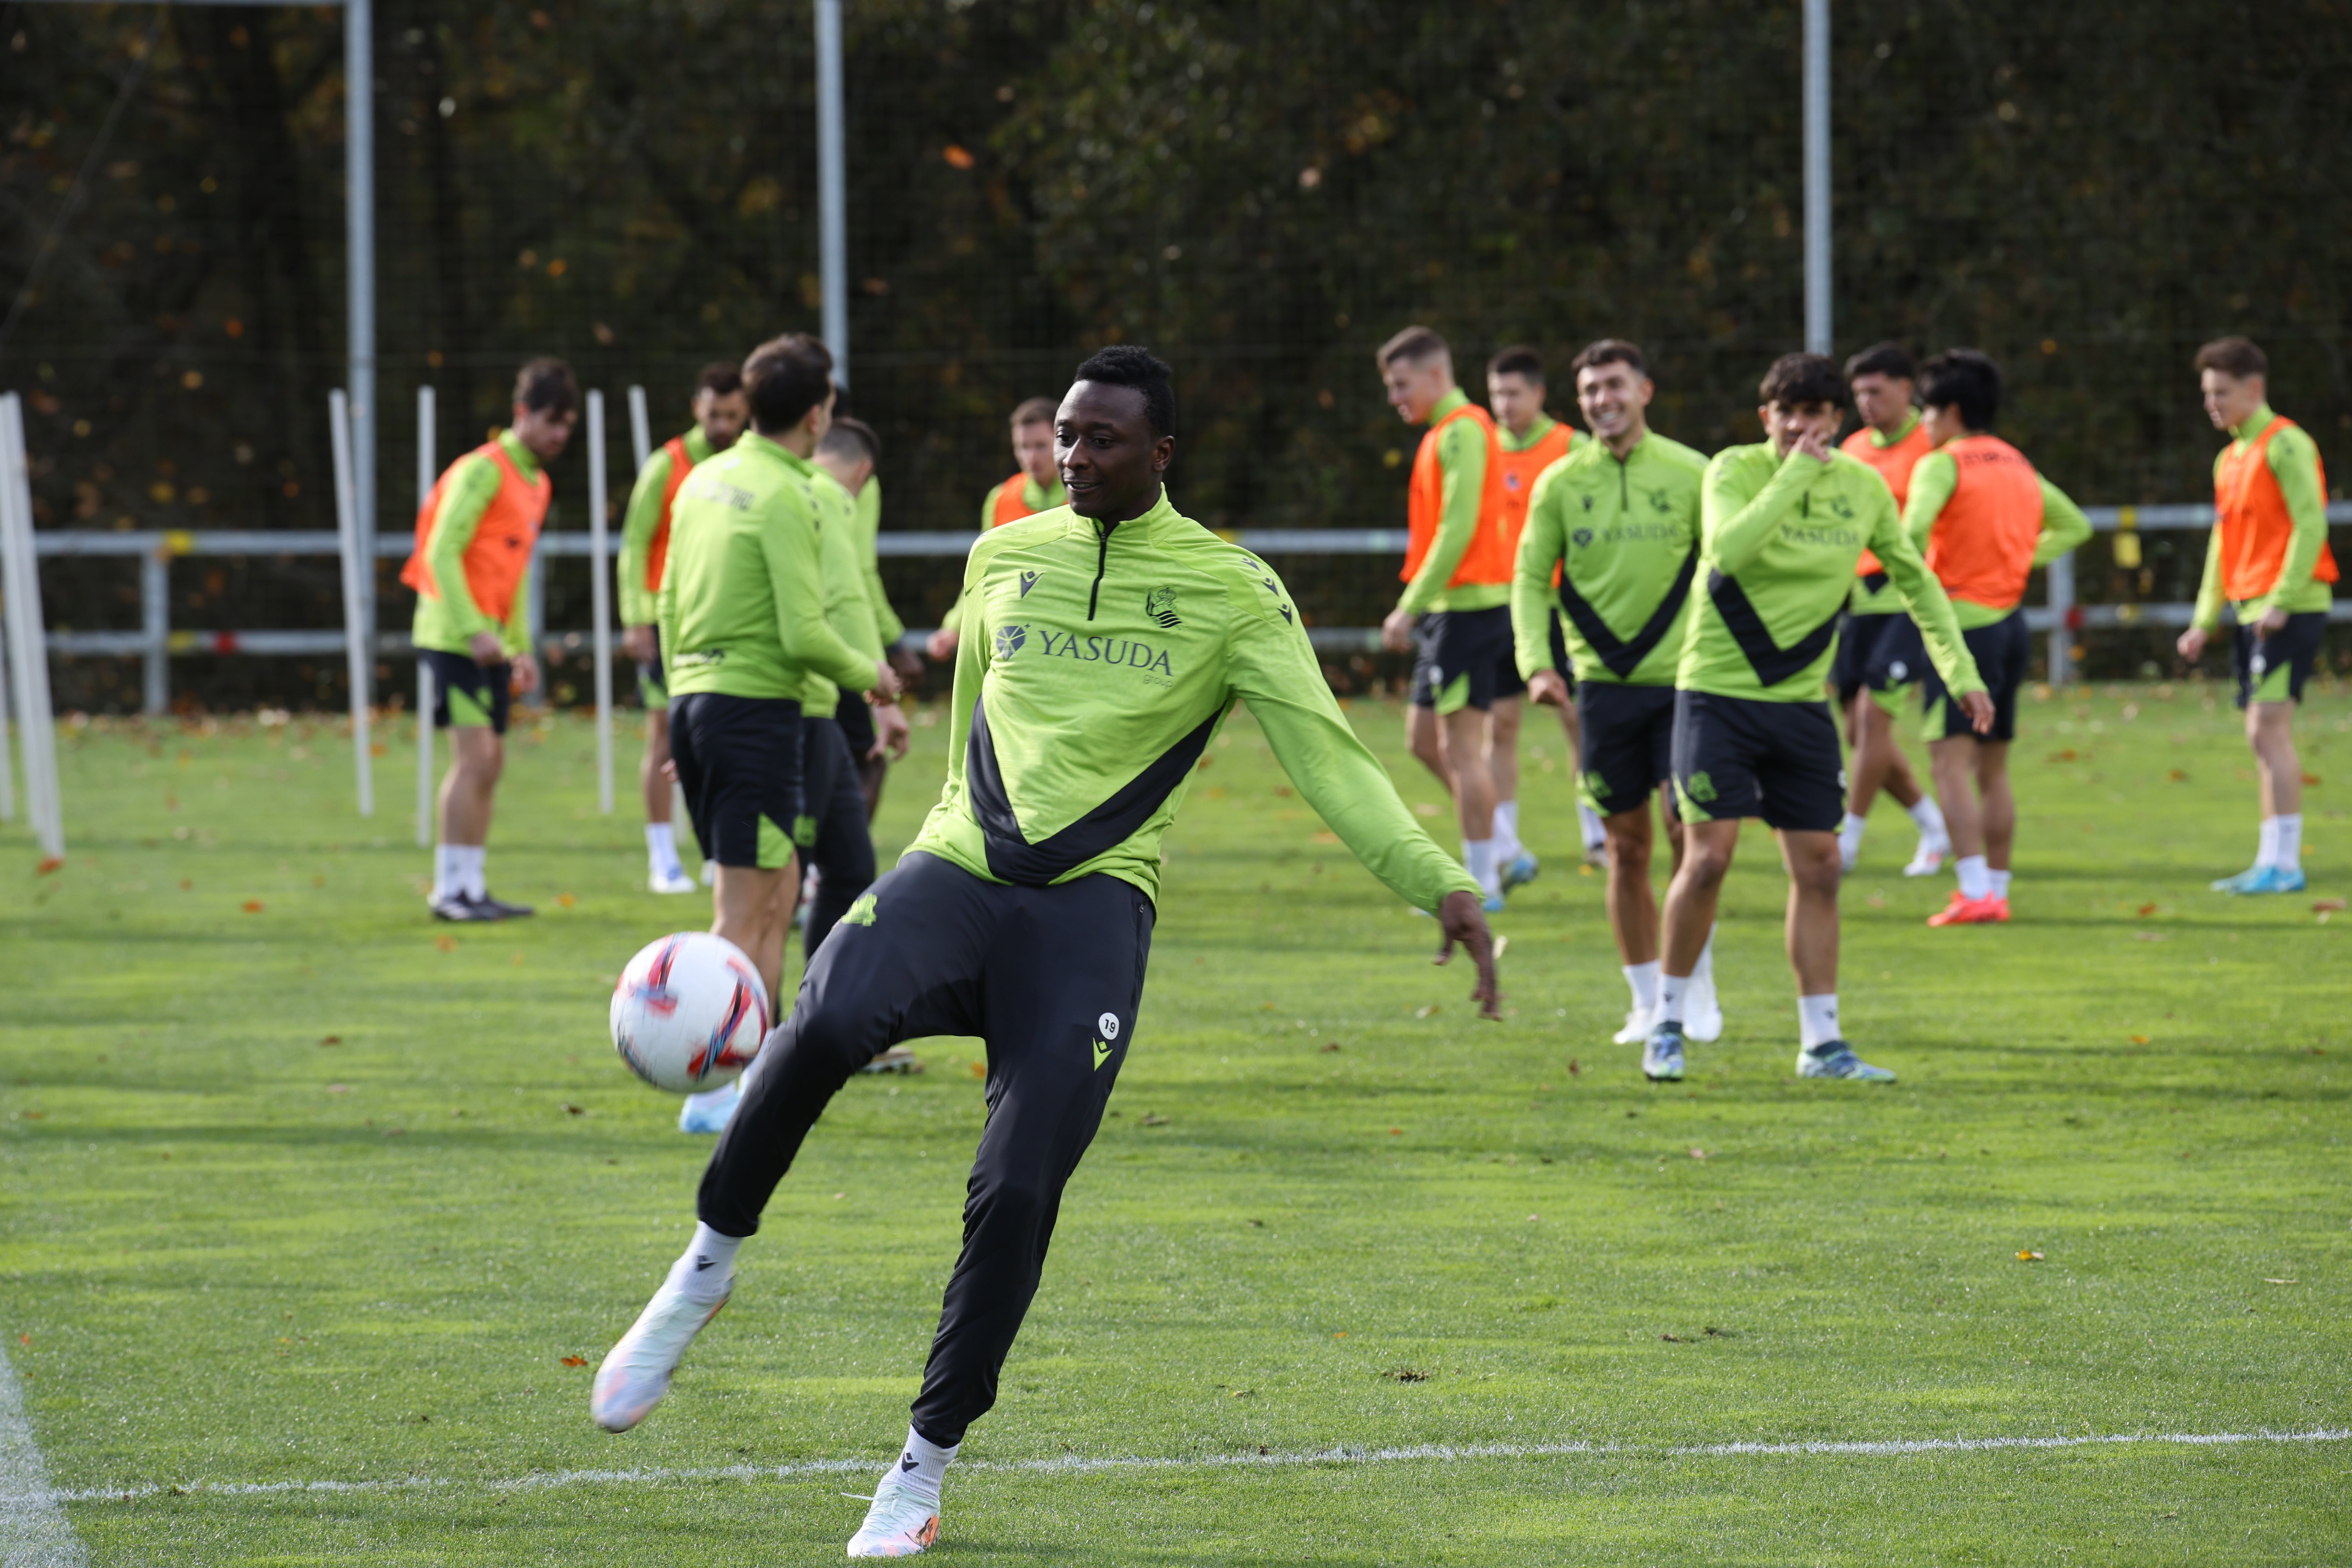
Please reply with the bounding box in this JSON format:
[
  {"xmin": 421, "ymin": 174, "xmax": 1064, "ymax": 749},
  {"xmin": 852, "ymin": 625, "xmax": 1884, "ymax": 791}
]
[
  {"xmin": 1397, "ymin": 387, "xmax": 1506, "ymax": 617},
  {"xmin": 799, "ymin": 468, "xmax": 889, "ymax": 715},
  {"xmin": 1685, "ymin": 444, "xmax": 1983, "ymax": 703},
  {"xmin": 656, "ymin": 432, "xmax": 876, "ymax": 705},
  {"xmin": 1900, "ymin": 448, "xmax": 2092, "ymax": 628},
  {"xmin": 853, "ymin": 475, "xmax": 904, "ymax": 646},
  {"xmin": 907, "ymin": 488, "xmax": 1480, "ymax": 911},
  {"xmin": 617, "ymin": 426, "xmax": 714, "ymax": 629},
  {"xmin": 2193, "ymin": 402, "xmax": 2335, "ymax": 630},
  {"xmin": 1511, "ymin": 429, "xmax": 1709, "ymax": 688},
  {"xmin": 411, "ymin": 428, "xmax": 539, "ymax": 659}
]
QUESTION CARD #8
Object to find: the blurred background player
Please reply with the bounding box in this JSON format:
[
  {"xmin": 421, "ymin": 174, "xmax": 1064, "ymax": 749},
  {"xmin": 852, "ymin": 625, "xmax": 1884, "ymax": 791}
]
[
  {"xmin": 1377, "ymin": 326, "xmax": 1516, "ymax": 910},
  {"xmin": 619, "ymin": 363, "xmax": 747, "ymax": 893},
  {"xmin": 1646, "ymin": 352, "xmax": 1989, "ymax": 1085},
  {"xmin": 403, "ymin": 357, "xmax": 577, "ymax": 922},
  {"xmin": 2178, "ymin": 336, "xmax": 2338, "ymax": 895},
  {"xmin": 1513, "ymin": 339, "xmax": 1716, "ymax": 1051},
  {"xmin": 824, "ymin": 413, "xmax": 922, "ymax": 819},
  {"xmin": 1834, "ymin": 343, "xmax": 1951, "ymax": 877},
  {"xmin": 1487, "ymin": 344, "xmax": 1607, "ymax": 869},
  {"xmin": 924, "ymin": 397, "xmax": 1065, "ymax": 661},
  {"xmin": 1902, "ymin": 350, "xmax": 2090, "ymax": 926}
]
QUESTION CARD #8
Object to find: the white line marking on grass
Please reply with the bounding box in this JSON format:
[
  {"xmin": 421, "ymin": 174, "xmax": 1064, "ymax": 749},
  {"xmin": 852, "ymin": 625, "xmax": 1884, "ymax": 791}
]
[
  {"xmin": 39, "ymin": 1427, "xmax": 2351, "ymax": 1508},
  {"xmin": 0, "ymin": 1342, "xmax": 87, "ymax": 1566}
]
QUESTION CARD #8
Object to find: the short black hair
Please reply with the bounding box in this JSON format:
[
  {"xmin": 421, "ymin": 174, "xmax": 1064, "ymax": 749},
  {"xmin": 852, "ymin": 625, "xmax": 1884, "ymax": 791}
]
[
  {"xmin": 817, "ymin": 416, "xmax": 879, "ymax": 465},
  {"xmin": 1487, "ymin": 345, "xmax": 1544, "ymax": 384},
  {"xmin": 695, "ymin": 361, "xmax": 743, "ymax": 399},
  {"xmin": 1571, "ymin": 339, "xmax": 1648, "ymax": 379},
  {"xmin": 1070, "ymin": 344, "xmax": 1176, "ymax": 439},
  {"xmin": 741, "ymin": 333, "xmax": 835, "ymax": 432},
  {"xmin": 1843, "ymin": 342, "xmax": 1915, "ymax": 383},
  {"xmin": 1758, "ymin": 352, "xmax": 1846, "ymax": 410},
  {"xmin": 2195, "ymin": 336, "xmax": 2267, "ymax": 380},
  {"xmin": 513, "ymin": 357, "xmax": 579, "ymax": 416},
  {"xmin": 1918, "ymin": 349, "xmax": 2002, "ymax": 431}
]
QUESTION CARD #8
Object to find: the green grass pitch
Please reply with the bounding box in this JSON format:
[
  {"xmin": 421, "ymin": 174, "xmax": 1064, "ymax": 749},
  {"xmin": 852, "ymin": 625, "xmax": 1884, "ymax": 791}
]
[{"xmin": 2, "ymin": 682, "xmax": 2347, "ymax": 1564}]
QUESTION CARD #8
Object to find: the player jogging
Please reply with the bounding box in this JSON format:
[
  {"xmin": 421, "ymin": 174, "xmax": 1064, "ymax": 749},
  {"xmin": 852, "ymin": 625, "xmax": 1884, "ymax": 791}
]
[
  {"xmin": 1488, "ymin": 344, "xmax": 1608, "ymax": 870},
  {"xmin": 2178, "ymin": 336, "xmax": 2339, "ymax": 894},
  {"xmin": 924, "ymin": 397, "xmax": 1066, "ymax": 662},
  {"xmin": 592, "ymin": 347, "xmax": 1499, "ymax": 1558},
  {"xmin": 1903, "ymin": 350, "xmax": 2091, "ymax": 927},
  {"xmin": 1642, "ymin": 352, "xmax": 1990, "ymax": 1085},
  {"xmin": 1834, "ymin": 343, "xmax": 1952, "ymax": 877},
  {"xmin": 403, "ymin": 357, "xmax": 577, "ymax": 922},
  {"xmin": 619, "ymin": 363, "xmax": 747, "ymax": 893},
  {"xmin": 1513, "ymin": 339, "xmax": 1720, "ymax": 1051},
  {"xmin": 1377, "ymin": 326, "xmax": 1517, "ymax": 910}
]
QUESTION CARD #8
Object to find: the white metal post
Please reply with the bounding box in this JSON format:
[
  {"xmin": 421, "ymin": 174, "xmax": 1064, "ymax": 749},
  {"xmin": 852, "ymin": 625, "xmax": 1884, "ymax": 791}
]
[
  {"xmin": 0, "ymin": 618, "xmax": 14, "ymax": 825},
  {"xmin": 140, "ymin": 543, "xmax": 168, "ymax": 715},
  {"xmin": 328, "ymin": 389, "xmax": 374, "ymax": 818},
  {"xmin": 2047, "ymin": 552, "xmax": 2076, "ymax": 686},
  {"xmin": 415, "ymin": 384, "xmax": 436, "ymax": 846},
  {"xmin": 627, "ymin": 384, "xmax": 652, "ymax": 470},
  {"xmin": 345, "ymin": 0, "xmax": 377, "ymax": 683},
  {"xmin": 0, "ymin": 393, "xmax": 62, "ymax": 857},
  {"xmin": 1802, "ymin": 0, "xmax": 1831, "ymax": 356},
  {"xmin": 815, "ymin": 0, "xmax": 849, "ymax": 383},
  {"xmin": 587, "ymin": 390, "xmax": 614, "ymax": 814}
]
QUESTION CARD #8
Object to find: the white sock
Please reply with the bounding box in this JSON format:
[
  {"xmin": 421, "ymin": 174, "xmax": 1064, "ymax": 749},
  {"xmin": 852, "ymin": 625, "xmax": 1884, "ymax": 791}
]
[
  {"xmin": 646, "ymin": 822, "xmax": 681, "ymax": 876},
  {"xmin": 1988, "ymin": 868, "xmax": 2013, "ymax": 900},
  {"xmin": 1955, "ymin": 853, "xmax": 1991, "ymax": 901},
  {"xmin": 664, "ymin": 1221, "xmax": 742, "ymax": 1306},
  {"xmin": 432, "ymin": 844, "xmax": 466, "ymax": 901},
  {"xmin": 1798, "ymin": 993, "xmax": 1841, "ymax": 1050},
  {"xmin": 1838, "ymin": 812, "xmax": 1868, "ymax": 860},
  {"xmin": 1908, "ymin": 795, "xmax": 1949, "ymax": 844},
  {"xmin": 887, "ymin": 1424, "xmax": 958, "ymax": 1508},
  {"xmin": 1463, "ymin": 838, "xmax": 1499, "ymax": 897},
  {"xmin": 1493, "ymin": 801, "xmax": 1521, "ymax": 862},
  {"xmin": 1578, "ymin": 802, "xmax": 1608, "ymax": 852},
  {"xmin": 459, "ymin": 845, "xmax": 488, "ymax": 899},
  {"xmin": 1692, "ymin": 925, "xmax": 1717, "ymax": 984},
  {"xmin": 1622, "ymin": 960, "xmax": 1661, "ymax": 1014},
  {"xmin": 2274, "ymin": 813, "xmax": 2303, "ymax": 873},
  {"xmin": 1658, "ymin": 973, "xmax": 1690, "ymax": 1025},
  {"xmin": 2255, "ymin": 816, "xmax": 2279, "ymax": 869}
]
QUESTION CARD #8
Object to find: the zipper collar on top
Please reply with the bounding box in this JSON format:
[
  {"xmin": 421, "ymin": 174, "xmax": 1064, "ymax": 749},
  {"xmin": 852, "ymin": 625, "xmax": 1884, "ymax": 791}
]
[{"xmin": 1070, "ymin": 487, "xmax": 1175, "ymax": 620}]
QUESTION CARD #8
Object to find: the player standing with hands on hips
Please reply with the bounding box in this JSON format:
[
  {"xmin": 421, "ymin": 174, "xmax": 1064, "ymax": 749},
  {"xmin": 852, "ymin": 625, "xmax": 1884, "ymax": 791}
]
[{"xmin": 592, "ymin": 346, "xmax": 1497, "ymax": 1559}]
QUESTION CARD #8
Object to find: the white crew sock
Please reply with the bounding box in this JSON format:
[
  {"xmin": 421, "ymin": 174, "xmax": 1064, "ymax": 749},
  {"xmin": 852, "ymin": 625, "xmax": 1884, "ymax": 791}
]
[
  {"xmin": 887, "ymin": 1424, "xmax": 958, "ymax": 1509},
  {"xmin": 664, "ymin": 1221, "xmax": 742, "ymax": 1306},
  {"xmin": 2274, "ymin": 813, "xmax": 2303, "ymax": 873},
  {"xmin": 1622, "ymin": 960, "xmax": 1662, "ymax": 1014},
  {"xmin": 1463, "ymin": 838, "xmax": 1500, "ymax": 898},
  {"xmin": 1797, "ymin": 993, "xmax": 1842, "ymax": 1050},
  {"xmin": 646, "ymin": 822, "xmax": 682, "ymax": 877},
  {"xmin": 1658, "ymin": 973, "xmax": 1690, "ymax": 1025},
  {"xmin": 1955, "ymin": 853, "xmax": 1991, "ymax": 901},
  {"xmin": 1493, "ymin": 801, "xmax": 1521, "ymax": 863},
  {"xmin": 461, "ymin": 846, "xmax": 489, "ymax": 899},
  {"xmin": 432, "ymin": 844, "xmax": 466, "ymax": 901},
  {"xmin": 2254, "ymin": 816, "xmax": 2279, "ymax": 869},
  {"xmin": 1988, "ymin": 868, "xmax": 2013, "ymax": 900},
  {"xmin": 1838, "ymin": 812, "xmax": 1868, "ymax": 865},
  {"xmin": 1578, "ymin": 802, "xmax": 1608, "ymax": 853},
  {"xmin": 1692, "ymin": 925, "xmax": 1717, "ymax": 985},
  {"xmin": 1908, "ymin": 795, "xmax": 1949, "ymax": 844}
]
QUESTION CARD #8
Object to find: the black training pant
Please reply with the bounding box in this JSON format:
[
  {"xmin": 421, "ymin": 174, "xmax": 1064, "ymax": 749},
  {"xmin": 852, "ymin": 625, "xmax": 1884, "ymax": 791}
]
[
  {"xmin": 698, "ymin": 849, "xmax": 1155, "ymax": 1448},
  {"xmin": 796, "ymin": 717, "xmax": 877, "ymax": 957}
]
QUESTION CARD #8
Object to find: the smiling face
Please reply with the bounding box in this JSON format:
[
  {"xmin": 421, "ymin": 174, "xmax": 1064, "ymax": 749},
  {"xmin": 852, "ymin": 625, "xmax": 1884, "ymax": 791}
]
[
  {"xmin": 1575, "ymin": 360, "xmax": 1653, "ymax": 451},
  {"xmin": 2201, "ymin": 368, "xmax": 2265, "ymax": 433},
  {"xmin": 1382, "ymin": 353, "xmax": 1454, "ymax": 425},
  {"xmin": 1056, "ymin": 381, "xmax": 1172, "ymax": 523}
]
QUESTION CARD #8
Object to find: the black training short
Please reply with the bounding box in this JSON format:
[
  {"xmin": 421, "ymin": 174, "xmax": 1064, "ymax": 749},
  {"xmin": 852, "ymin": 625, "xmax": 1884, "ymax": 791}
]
[
  {"xmin": 421, "ymin": 648, "xmax": 512, "ymax": 735},
  {"xmin": 1575, "ymin": 681, "xmax": 1677, "ymax": 818},
  {"xmin": 832, "ymin": 688, "xmax": 875, "ymax": 760},
  {"xmin": 2235, "ymin": 611, "xmax": 2328, "ymax": 708},
  {"xmin": 796, "ymin": 717, "xmax": 877, "ymax": 958},
  {"xmin": 668, "ymin": 692, "xmax": 804, "ymax": 871},
  {"xmin": 1833, "ymin": 610, "xmax": 1922, "ymax": 707},
  {"xmin": 636, "ymin": 624, "xmax": 668, "ymax": 713},
  {"xmin": 1547, "ymin": 610, "xmax": 1574, "ymax": 681},
  {"xmin": 1921, "ymin": 610, "xmax": 2027, "ymax": 743},
  {"xmin": 1410, "ymin": 605, "xmax": 1525, "ymax": 712},
  {"xmin": 1670, "ymin": 688, "xmax": 1845, "ymax": 833}
]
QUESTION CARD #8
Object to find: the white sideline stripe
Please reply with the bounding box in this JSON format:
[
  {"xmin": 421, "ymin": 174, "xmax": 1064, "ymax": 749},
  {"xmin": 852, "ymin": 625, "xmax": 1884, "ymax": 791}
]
[
  {"xmin": 0, "ymin": 1343, "xmax": 86, "ymax": 1566},
  {"xmin": 34, "ymin": 1427, "xmax": 2350, "ymax": 1507}
]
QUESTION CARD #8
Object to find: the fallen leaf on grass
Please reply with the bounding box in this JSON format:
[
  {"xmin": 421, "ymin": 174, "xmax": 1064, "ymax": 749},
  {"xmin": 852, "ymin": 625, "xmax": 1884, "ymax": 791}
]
[
  {"xmin": 241, "ymin": 900, "xmax": 264, "ymax": 913},
  {"xmin": 2132, "ymin": 931, "xmax": 2167, "ymax": 942},
  {"xmin": 2167, "ymin": 768, "xmax": 2189, "ymax": 782},
  {"xmin": 2129, "ymin": 1034, "xmax": 2151, "ymax": 1045},
  {"xmin": 18, "ymin": 1111, "xmax": 42, "ymax": 1120},
  {"xmin": 1566, "ymin": 1058, "xmax": 1580, "ymax": 1076},
  {"xmin": 1689, "ymin": 1147, "xmax": 1709, "ymax": 1160},
  {"xmin": 16, "ymin": 1334, "xmax": 26, "ymax": 1346},
  {"xmin": 510, "ymin": 952, "xmax": 525, "ymax": 967},
  {"xmin": 2017, "ymin": 1250, "xmax": 2045, "ymax": 1262},
  {"xmin": 560, "ymin": 1356, "xmax": 588, "ymax": 1368},
  {"xmin": 832, "ymin": 1191, "xmax": 846, "ymax": 1200},
  {"xmin": 1412, "ymin": 801, "xmax": 1439, "ymax": 818},
  {"xmin": 559, "ymin": 1103, "xmax": 584, "ymax": 1116},
  {"xmin": 435, "ymin": 935, "xmax": 457, "ymax": 953},
  {"xmin": 325, "ymin": 1084, "xmax": 349, "ymax": 1094},
  {"xmin": 1661, "ymin": 1332, "xmax": 1687, "ymax": 1343},
  {"xmin": 1230, "ymin": 1388, "xmax": 1253, "ymax": 1398},
  {"xmin": 1383, "ymin": 1368, "xmax": 1430, "ymax": 1382},
  {"xmin": 1388, "ymin": 1127, "xmax": 1403, "ymax": 1136},
  {"xmin": 2301, "ymin": 771, "xmax": 2321, "ymax": 786},
  {"xmin": 967, "ymin": 1060, "xmax": 986, "ymax": 1079},
  {"xmin": 1331, "ymin": 1330, "xmax": 1348, "ymax": 1338},
  {"xmin": 2263, "ymin": 1278, "xmax": 2298, "ymax": 1286},
  {"xmin": 2048, "ymin": 748, "xmax": 2079, "ymax": 763},
  {"xmin": 35, "ymin": 858, "xmax": 63, "ymax": 877},
  {"xmin": 1140, "ymin": 1113, "xmax": 1170, "ymax": 1127},
  {"xmin": 1703, "ymin": 1326, "xmax": 1736, "ymax": 1338},
  {"xmin": 319, "ymin": 1036, "xmax": 340, "ymax": 1046},
  {"xmin": 556, "ymin": 893, "xmax": 576, "ymax": 908},
  {"xmin": 2136, "ymin": 902, "xmax": 2160, "ymax": 917},
  {"xmin": 1311, "ymin": 831, "xmax": 1339, "ymax": 845},
  {"xmin": 1492, "ymin": 935, "xmax": 1510, "ymax": 961},
  {"xmin": 1414, "ymin": 1004, "xmax": 1439, "ymax": 1019},
  {"xmin": 1319, "ymin": 1041, "xmax": 1341, "ymax": 1053},
  {"xmin": 2314, "ymin": 898, "xmax": 2348, "ymax": 913}
]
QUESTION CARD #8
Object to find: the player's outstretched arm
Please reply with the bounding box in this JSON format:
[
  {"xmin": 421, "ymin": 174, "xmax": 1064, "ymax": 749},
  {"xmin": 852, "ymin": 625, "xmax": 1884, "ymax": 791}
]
[{"xmin": 2034, "ymin": 478, "xmax": 2094, "ymax": 566}]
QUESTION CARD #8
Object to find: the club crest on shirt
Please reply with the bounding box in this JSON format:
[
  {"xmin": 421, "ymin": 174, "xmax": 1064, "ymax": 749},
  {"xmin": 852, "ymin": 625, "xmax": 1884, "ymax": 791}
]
[
  {"xmin": 1145, "ymin": 586, "xmax": 1181, "ymax": 628},
  {"xmin": 994, "ymin": 623, "xmax": 1027, "ymax": 660},
  {"xmin": 1572, "ymin": 528, "xmax": 1595, "ymax": 550}
]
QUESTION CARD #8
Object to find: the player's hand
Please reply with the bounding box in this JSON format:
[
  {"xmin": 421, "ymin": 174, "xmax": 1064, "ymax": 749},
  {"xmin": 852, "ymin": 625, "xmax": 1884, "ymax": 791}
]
[
  {"xmin": 660, "ymin": 759, "xmax": 678, "ymax": 783},
  {"xmin": 870, "ymin": 698, "xmax": 911, "ymax": 761},
  {"xmin": 1790, "ymin": 427, "xmax": 1835, "ymax": 465},
  {"xmin": 889, "ymin": 646, "xmax": 924, "ymax": 679},
  {"xmin": 1959, "ymin": 689, "xmax": 1994, "ymax": 735},
  {"xmin": 2256, "ymin": 605, "xmax": 2290, "ymax": 636},
  {"xmin": 2176, "ymin": 626, "xmax": 2209, "ymax": 662},
  {"xmin": 867, "ymin": 659, "xmax": 902, "ymax": 702},
  {"xmin": 1380, "ymin": 606, "xmax": 1419, "ymax": 653},
  {"xmin": 620, "ymin": 624, "xmax": 655, "ymax": 664},
  {"xmin": 1526, "ymin": 669, "xmax": 1570, "ymax": 708},
  {"xmin": 509, "ymin": 653, "xmax": 541, "ymax": 695},
  {"xmin": 466, "ymin": 630, "xmax": 505, "ymax": 665},
  {"xmin": 1433, "ymin": 889, "xmax": 1502, "ymax": 1020},
  {"xmin": 925, "ymin": 628, "xmax": 959, "ymax": 661}
]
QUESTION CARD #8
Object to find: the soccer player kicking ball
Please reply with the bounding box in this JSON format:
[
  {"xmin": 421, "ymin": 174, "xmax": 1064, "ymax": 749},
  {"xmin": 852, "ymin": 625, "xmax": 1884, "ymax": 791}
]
[
  {"xmin": 924, "ymin": 397, "xmax": 1067, "ymax": 662},
  {"xmin": 1513, "ymin": 340, "xmax": 1719, "ymax": 1050},
  {"xmin": 403, "ymin": 358, "xmax": 577, "ymax": 922},
  {"xmin": 1903, "ymin": 351, "xmax": 2091, "ymax": 927},
  {"xmin": 2178, "ymin": 336, "xmax": 2339, "ymax": 895},
  {"xmin": 1833, "ymin": 343, "xmax": 1951, "ymax": 877},
  {"xmin": 1377, "ymin": 326, "xmax": 1521, "ymax": 910},
  {"xmin": 1488, "ymin": 344, "xmax": 1608, "ymax": 869},
  {"xmin": 619, "ymin": 363, "xmax": 748, "ymax": 893},
  {"xmin": 592, "ymin": 347, "xmax": 1499, "ymax": 1558},
  {"xmin": 1643, "ymin": 353, "xmax": 1990, "ymax": 1085}
]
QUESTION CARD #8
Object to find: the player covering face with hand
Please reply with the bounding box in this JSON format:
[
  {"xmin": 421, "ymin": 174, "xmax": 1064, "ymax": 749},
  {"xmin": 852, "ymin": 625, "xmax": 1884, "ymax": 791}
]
[{"xmin": 592, "ymin": 346, "xmax": 1497, "ymax": 1559}]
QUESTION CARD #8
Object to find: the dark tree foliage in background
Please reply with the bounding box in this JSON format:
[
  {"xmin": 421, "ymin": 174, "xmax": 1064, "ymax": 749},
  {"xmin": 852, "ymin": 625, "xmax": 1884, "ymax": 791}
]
[{"xmin": 3, "ymin": 0, "xmax": 2347, "ymax": 710}]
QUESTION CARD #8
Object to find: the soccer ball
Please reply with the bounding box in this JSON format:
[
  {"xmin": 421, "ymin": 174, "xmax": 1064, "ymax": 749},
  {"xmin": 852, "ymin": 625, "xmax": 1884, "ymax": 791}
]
[{"xmin": 609, "ymin": 932, "xmax": 771, "ymax": 1093}]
